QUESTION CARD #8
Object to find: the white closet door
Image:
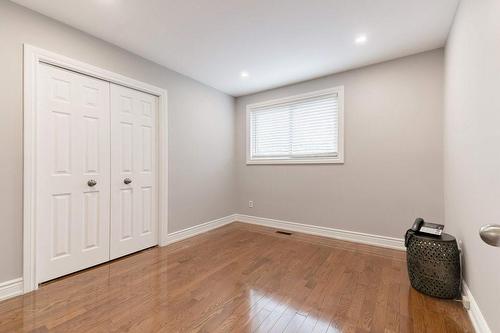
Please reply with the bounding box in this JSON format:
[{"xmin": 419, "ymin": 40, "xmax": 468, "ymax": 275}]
[
  {"xmin": 37, "ymin": 64, "xmax": 111, "ymax": 283},
  {"xmin": 110, "ymin": 84, "xmax": 158, "ymax": 259}
]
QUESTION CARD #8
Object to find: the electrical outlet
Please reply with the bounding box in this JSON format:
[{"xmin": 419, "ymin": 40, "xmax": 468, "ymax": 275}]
[
  {"xmin": 462, "ymin": 296, "xmax": 470, "ymax": 310},
  {"xmin": 248, "ymin": 201, "xmax": 254, "ymax": 208}
]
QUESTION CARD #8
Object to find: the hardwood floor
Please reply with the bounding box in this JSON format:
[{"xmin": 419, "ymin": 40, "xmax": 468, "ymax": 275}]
[{"xmin": 0, "ymin": 223, "xmax": 473, "ymax": 332}]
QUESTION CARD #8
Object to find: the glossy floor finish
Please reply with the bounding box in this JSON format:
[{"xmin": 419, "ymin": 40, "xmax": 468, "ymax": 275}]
[{"xmin": 0, "ymin": 223, "xmax": 473, "ymax": 332}]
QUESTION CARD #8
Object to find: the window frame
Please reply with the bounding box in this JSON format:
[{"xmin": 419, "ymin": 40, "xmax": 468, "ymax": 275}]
[{"xmin": 246, "ymin": 86, "xmax": 344, "ymax": 165}]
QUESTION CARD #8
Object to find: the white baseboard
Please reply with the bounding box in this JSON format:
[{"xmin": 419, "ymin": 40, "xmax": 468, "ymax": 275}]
[
  {"xmin": 162, "ymin": 213, "xmax": 406, "ymax": 251},
  {"xmin": 462, "ymin": 282, "xmax": 492, "ymax": 333},
  {"xmin": 0, "ymin": 278, "xmax": 23, "ymax": 302},
  {"xmin": 234, "ymin": 214, "xmax": 405, "ymax": 250},
  {"xmin": 163, "ymin": 214, "xmax": 237, "ymax": 245}
]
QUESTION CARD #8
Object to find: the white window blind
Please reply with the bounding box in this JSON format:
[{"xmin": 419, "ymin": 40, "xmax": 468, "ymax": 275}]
[{"xmin": 247, "ymin": 87, "xmax": 343, "ymax": 164}]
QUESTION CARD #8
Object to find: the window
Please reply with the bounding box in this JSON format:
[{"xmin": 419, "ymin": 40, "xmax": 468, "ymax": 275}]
[{"xmin": 246, "ymin": 86, "xmax": 344, "ymax": 164}]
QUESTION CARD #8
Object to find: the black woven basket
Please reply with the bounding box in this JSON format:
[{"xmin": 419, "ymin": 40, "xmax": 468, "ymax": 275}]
[{"xmin": 406, "ymin": 232, "xmax": 461, "ymax": 299}]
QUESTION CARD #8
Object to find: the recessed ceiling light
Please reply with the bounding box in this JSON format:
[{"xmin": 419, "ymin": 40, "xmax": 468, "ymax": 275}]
[
  {"xmin": 240, "ymin": 71, "xmax": 249, "ymax": 78},
  {"xmin": 355, "ymin": 34, "xmax": 367, "ymax": 45}
]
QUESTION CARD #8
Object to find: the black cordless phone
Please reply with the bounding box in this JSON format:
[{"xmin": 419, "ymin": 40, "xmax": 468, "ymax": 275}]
[
  {"xmin": 405, "ymin": 217, "xmax": 445, "ymax": 247},
  {"xmin": 411, "ymin": 218, "xmax": 424, "ymax": 232}
]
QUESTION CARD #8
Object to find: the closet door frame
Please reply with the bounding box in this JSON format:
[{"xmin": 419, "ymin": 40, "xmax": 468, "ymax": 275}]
[{"xmin": 23, "ymin": 44, "xmax": 169, "ymax": 293}]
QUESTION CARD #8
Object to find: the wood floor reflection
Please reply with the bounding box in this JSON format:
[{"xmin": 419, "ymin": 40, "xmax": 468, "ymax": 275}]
[{"xmin": 0, "ymin": 222, "xmax": 473, "ymax": 332}]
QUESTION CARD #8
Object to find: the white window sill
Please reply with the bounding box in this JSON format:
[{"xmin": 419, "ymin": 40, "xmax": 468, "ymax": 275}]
[{"xmin": 246, "ymin": 158, "xmax": 344, "ymax": 165}]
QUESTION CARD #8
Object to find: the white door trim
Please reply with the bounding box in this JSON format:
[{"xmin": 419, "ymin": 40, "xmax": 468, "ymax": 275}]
[{"xmin": 23, "ymin": 44, "xmax": 169, "ymax": 293}]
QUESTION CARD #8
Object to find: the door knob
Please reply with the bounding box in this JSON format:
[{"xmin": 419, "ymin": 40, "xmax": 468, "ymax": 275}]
[
  {"xmin": 124, "ymin": 178, "xmax": 132, "ymax": 185},
  {"xmin": 87, "ymin": 179, "xmax": 97, "ymax": 187},
  {"xmin": 479, "ymin": 224, "xmax": 500, "ymax": 247}
]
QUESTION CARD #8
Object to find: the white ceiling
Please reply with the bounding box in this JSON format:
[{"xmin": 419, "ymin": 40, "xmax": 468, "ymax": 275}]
[{"xmin": 12, "ymin": 0, "xmax": 459, "ymax": 96}]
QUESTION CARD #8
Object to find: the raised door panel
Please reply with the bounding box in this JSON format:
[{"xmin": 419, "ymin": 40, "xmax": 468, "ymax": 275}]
[
  {"xmin": 53, "ymin": 112, "xmax": 72, "ymax": 174},
  {"xmin": 51, "ymin": 193, "xmax": 71, "ymax": 258},
  {"xmin": 83, "ymin": 191, "xmax": 100, "ymax": 250},
  {"xmin": 110, "ymin": 84, "xmax": 158, "ymax": 260},
  {"xmin": 36, "ymin": 64, "xmax": 111, "ymax": 283},
  {"xmin": 120, "ymin": 188, "xmax": 134, "ymax": 240},
  {"xmin": 120, "ymin": 122, "xmax": 134, "ymax": 173},
  {"xmin": 141, "ymin": 186, "xmax": 153, "ymax": 235},
  {"xmin": 83, "ymin": 116, "xmax": 100, "ymax": 174},
  {"xmin": 141, "ymin": 125, "xmax": 153, "ymax": 172}
]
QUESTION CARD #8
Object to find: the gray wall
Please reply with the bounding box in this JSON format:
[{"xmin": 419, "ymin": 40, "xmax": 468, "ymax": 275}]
[
  {"xmin": 444, "ymin": 0, "xmax": 500, "ymax": 331},
  {"xmin": 235, "ymin": 49, "xmax": 444, "ymax": 238},
  {"xmin": 0, "ymin": 1, "xmax": 235, "ymax": 283}
]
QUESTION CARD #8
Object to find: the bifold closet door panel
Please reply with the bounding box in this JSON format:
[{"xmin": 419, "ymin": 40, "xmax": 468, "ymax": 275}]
[
  {"xmin": 36, "ymin": 64, "xmax": 111, "ymax": 283},
  {"xmin": 110, "ymin": 84, "xmax": 158, "ymax": 260}
]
